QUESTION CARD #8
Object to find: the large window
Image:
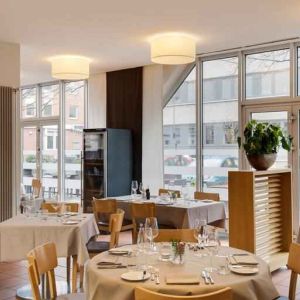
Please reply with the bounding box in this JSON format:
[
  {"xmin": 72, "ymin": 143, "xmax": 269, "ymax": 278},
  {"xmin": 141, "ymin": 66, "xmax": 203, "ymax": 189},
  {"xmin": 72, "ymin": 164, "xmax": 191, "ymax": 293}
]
[
  {"xmin": 64, "ymin": 81, "xmax": 85, "ymax": 201},
  {"xmin": 202, "ymin": 57, "xmax": 239, "ymax": 201},
  {"xmin": 246, "ymin": 49, "xmax": 290, "ymax": 99},
  {"xmin": 163, "ymin": 68, "xmax": 196, "ymax": 196},
  {"xmin": 20, "ymin": 81, "xmax": 86, "ymax": 202}
]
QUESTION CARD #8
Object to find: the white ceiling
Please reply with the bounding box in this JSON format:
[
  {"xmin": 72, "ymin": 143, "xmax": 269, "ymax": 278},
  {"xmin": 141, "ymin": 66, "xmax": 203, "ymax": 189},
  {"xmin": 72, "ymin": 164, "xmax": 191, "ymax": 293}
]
[{"xmin": 0, "ymin": 0, "xmax": 300, "ymax": 85}]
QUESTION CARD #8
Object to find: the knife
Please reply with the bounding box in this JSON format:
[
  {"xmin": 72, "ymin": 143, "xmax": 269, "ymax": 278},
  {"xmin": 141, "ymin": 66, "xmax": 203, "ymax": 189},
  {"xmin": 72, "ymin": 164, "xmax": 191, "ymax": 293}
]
[{"xmin": 201, "ymin": 271, "xmax": 209, "ymax": 285}]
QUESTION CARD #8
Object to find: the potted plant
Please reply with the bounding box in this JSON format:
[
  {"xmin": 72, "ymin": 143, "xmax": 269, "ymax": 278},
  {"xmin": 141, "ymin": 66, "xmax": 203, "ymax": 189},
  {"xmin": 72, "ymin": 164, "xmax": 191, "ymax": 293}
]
[{"xmin": 238, "ymin": 120, "xmax": 292, "ymax": 170}]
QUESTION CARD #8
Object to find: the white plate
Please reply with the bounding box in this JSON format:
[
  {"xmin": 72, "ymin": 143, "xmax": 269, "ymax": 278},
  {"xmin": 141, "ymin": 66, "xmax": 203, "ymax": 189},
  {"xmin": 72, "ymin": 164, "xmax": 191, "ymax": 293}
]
[
  {"xmin": 121, "ymin": 271, "xmax": 150, "ymax": 281},
  {"xmin": 109, "ymin": 246, "xmax": 132, "ymax": 255},
  {"xmin": 62, "ymin": 220, "xmax": 79, "ymax": 225},
  {"xmin": 201, "ymin": 200, "xmax": 214, "ymax": 203},
  {"xmin": 229, "ymin": 265, "xmax": 259, "ymax": 275}
]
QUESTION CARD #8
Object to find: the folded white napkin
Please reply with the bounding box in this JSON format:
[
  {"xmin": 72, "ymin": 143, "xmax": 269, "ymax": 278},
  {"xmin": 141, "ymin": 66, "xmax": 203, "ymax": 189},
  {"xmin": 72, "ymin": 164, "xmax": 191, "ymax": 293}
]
[
  {"xmin": 229, "ymin": 254, "xmax": 258, "ymax": 265},
  {"xmin": 165, "ymin": 274, "xmax": 200, "ymax": 285}
]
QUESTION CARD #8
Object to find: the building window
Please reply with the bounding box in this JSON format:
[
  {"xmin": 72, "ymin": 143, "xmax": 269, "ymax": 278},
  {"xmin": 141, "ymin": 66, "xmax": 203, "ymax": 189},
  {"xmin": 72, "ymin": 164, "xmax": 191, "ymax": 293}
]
[
  {"xmin": 69, "ymin": 105, "xmax": 79, "ymax": 119},
  {"xmin": 22, "ymin": 88, "xmax": 37, "ymax": 118},
  {"xmin": 246, "ymin": 49, "xmax": 290, "ymax": 99},
  {"xmin": 205, "ymin": 125, "xmax": 215, "ymax": 145}
]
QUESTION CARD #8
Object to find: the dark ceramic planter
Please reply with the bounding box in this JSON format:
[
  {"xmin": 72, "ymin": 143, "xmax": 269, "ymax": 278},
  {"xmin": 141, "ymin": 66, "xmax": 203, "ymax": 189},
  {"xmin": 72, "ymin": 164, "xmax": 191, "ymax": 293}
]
[{"xmin": 246, "ymin": 153, "xmax": 277, "ymax": 171}]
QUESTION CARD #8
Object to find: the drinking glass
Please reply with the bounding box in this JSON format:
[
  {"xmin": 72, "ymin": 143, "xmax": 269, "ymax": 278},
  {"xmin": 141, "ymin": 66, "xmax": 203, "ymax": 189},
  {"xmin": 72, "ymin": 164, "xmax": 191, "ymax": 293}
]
[
  {"xmin": 159, "ymin": 243, "xmax": 172, "ymax": 261},
  {"xmin": 205, "ymin": 229, "xmax": 220, "ymax": 272},
  {"xmin": 131, "ymin": 180, "xmax": 138, "ymax": 196},
  {"xmin": 217, "ymin": 255, "xmax": 230, "ymax": 275},
  {"xmin": 145, "ymin": 217, "xmax": 159, "ymax": 252}
]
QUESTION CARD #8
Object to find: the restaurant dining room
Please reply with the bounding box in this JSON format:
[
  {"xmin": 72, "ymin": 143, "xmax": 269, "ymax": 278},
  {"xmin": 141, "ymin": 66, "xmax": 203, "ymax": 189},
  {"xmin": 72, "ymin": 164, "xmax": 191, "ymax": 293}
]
[{"xmin": 1, "ymin": 0, "xmax": 300, "ymax": 299}]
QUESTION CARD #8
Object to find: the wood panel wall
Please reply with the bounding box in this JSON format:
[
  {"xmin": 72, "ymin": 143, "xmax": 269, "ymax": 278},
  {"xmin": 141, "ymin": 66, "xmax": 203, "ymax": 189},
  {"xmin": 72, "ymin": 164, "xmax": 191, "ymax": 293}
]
[
  {"xmin": 106, "ymin": 67, "xmax": 143, "ymax": 182},
  {"xmin": 0, "ymin": 86, "xmax": 13, "ymax": 221}
]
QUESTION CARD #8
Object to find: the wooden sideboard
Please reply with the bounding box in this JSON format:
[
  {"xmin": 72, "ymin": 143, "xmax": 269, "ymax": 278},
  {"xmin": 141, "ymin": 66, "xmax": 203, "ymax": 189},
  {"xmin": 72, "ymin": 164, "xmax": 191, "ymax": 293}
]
[{"xmin": 228, "ymin": 169, "xmax": 292, "ymax": 271}]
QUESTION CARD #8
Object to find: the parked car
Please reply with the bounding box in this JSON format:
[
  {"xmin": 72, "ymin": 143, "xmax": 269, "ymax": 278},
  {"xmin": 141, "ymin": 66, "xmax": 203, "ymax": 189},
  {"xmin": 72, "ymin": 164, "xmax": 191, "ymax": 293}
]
[{"xmin": 203, "ymin": 176, "xmax": 228, "ymax": 188}]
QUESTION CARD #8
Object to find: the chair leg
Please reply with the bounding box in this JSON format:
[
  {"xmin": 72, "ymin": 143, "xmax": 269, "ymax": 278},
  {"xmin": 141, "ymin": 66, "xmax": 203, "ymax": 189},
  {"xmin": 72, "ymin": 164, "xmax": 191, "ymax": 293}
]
[
  {"xmin": 79, "ymin": 266, "xmax": 84, "ymax": 289},
  {"xmin": 66, "ymin": 256, "xmax": 71, "ymax": 290},
  {"xmin": 289, "ymin": 271, "xmax": 298, "ymax": 300},
  {"xmin": 72, "ymin": 255, "xmax": 78, "ymax": 293}
]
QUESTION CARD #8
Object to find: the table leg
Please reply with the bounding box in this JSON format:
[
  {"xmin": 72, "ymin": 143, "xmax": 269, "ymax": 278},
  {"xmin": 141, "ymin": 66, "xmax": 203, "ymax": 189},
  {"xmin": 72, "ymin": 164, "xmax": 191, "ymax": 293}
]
[
  {"xmin": 66, "ymin": 256, "xmax": 71, "ymax": 291},
  {"xmin": 72, "ymin": 255, "xmax": 78, "ymax": 293},
  {"xmin": 79, "ymin": 266, "xmax": 84, "ymax": 289}
]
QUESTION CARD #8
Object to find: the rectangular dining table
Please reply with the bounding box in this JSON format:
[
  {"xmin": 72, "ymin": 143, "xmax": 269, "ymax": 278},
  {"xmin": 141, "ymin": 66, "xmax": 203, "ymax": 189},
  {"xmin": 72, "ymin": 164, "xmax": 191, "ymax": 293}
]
[
  {"xmin": 0, "ymin": 213, "xmax": 98, "ymax": 294},
  {"xmin": 114, "ymin": 196, "xmax": 226, "ymax": 229}
]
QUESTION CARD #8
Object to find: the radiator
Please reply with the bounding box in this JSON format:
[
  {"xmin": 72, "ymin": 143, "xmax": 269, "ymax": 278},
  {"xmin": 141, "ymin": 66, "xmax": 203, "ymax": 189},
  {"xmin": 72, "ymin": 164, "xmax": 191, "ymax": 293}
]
[{"xmin": 0, "ymin": 86, "xmax": 13, "ymax": 222}]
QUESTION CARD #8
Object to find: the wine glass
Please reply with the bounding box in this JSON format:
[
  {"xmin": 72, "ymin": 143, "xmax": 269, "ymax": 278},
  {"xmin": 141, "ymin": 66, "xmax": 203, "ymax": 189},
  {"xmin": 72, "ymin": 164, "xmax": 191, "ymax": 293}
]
[
  {"xmin": 145, "ymin": 217, "xmax": 159, "ymax": 252},
  {"xmin": 131, "ymin": 180, "xmax": 138, "ymax": 197},
  {"xmin": 193, "ymin": 219, "xmax": 208, "ymax": 249},
  {"xmin": 139, "ymin": 182, "xmax": 145, "ymax": 199}
]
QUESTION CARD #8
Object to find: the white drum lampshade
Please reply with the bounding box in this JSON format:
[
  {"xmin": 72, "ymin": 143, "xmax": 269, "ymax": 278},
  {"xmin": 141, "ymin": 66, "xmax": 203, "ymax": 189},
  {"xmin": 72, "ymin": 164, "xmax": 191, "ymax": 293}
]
[
  {"xmin": 51, "ymin": 56, "xmax": 90, "ymax": 80},
  {"xmin": 151, "ymin": 34, "xmax": 196, "ymax": 65}
]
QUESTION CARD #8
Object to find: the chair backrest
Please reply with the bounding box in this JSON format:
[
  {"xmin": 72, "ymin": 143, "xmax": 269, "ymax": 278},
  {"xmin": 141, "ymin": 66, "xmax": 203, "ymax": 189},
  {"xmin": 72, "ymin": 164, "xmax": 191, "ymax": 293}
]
[
  {"xmin": 135, "ymin": 287, "xmax": 233, "ymax": 300},
  {"xmin": 287, "ymin": 243, "xmax": 300, "ymax": 300},
  {"xmin": 194, "ymin": 191, "xmax": 220, "ymax": 202},
  {"xmin": 28, "ymin": 264, "xmax": 41, "ymax": 300},
  {"xmin": 27, "ymin": 242, "xmax": 58, "ymax": 299},
  {"xmin": 159, "ymin": 189, "xmax": 181, "ymax": 198},
  {"xmin": 41, "ymin": 202, "xmax": 60, "ymax": 213},
  {"xmin": 131, "ymin": 202, "xmax": 156, "ymax": 220},
  {"xmin": 154, "ymin": 229, "xmax": 197, "ymax": 243},
  {"xmin": 92, "ymin": 198, "xmax": 117, "ymax": 224},
  {"xmin": 109, "ymin": 209, "xmax": 125, "ymax": 249},
  {"xmin": 63, "ymin": 202, "xmax": 79, "ymax": 213},
  {"xmin": 131, "ymin": 202, "xmax": 156, "ymax": 243},
  {"xmin": 32, "ymin": 179, "xmax": 42, "ymax": 198}
]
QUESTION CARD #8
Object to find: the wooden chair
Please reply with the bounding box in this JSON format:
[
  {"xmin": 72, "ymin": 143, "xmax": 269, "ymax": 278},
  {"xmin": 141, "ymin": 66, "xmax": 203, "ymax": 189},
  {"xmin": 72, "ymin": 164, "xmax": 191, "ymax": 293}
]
[
  {"xmin": 131, "ymin": 202, "xmax": 156, "ymax": 243},
  {"xmin": 194, "ymin": 191, "xmax": 220, "ymax": 201},
  {"xmin": 27, "ymin": 243, "xmax": 84, "ymax": 299},
  {"xmin": 154, "ymin": 229, "xmax": 197, "ymax": 243},
  {"xmin": 159, "ymin": 188, "xmax": 181, "ymax": 198},
  {"xmin": 32, "ymin": 179, "xmax": 42, "ymax": 198},
  {"xmin": 93, "ymin": 197, "xmax": 133, "ymax": 235},
  {"xmin": 87, "ymin": 209, "xmax": 125, "ymax": 257},
  {"xmin": 276, "ymin": 243, "xmax": 300, "ymax": 300},
  {"xmin": 135, "ymin": 286, "xmax": 232, "ymax": 300},
  {"xmin": 63, "ymin": 203, "xmax": 79, "ymax": 213}
]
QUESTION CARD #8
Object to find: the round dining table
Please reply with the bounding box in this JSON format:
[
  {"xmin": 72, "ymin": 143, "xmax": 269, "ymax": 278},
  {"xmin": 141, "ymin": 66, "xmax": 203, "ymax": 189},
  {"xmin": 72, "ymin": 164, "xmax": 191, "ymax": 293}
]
[{"xmin": 84, "ymin": 244, "xmax": 279, "ymax": 300}]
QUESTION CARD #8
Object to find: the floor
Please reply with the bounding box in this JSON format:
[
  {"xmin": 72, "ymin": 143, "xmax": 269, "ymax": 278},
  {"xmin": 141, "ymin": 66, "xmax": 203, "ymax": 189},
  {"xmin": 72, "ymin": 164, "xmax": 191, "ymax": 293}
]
[{"xmin": 0, "ymin": 231, "xmax": 299, "ymax": 300}]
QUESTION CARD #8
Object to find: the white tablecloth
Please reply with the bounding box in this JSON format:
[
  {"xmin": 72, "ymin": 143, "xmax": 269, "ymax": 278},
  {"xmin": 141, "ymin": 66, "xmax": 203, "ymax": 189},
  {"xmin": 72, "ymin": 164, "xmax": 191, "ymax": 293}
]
[
  {"xmin": 85, "ymin": 245, "xmax": 279, "ymax": 300},
  {"xmin": 0, "ymin": 213, "xmax": 98, "ymax": 265},
  {"xmin": 114, "ymin": 196, "xmax": 226, "ymax": 229}
]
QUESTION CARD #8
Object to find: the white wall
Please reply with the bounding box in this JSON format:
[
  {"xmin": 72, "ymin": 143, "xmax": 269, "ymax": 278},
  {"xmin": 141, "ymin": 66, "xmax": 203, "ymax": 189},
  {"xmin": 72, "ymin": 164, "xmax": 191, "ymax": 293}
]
[
  {"xmin": 87, "ymin": 73, "xmax": 106, "ymax": 128},
  {"xmin": 0, "ymin": 42, "xmax": 20, "ymax": 87},
  {"xmin": 142, "ymin": 65, "xmax": 164, "ymax": 192}
]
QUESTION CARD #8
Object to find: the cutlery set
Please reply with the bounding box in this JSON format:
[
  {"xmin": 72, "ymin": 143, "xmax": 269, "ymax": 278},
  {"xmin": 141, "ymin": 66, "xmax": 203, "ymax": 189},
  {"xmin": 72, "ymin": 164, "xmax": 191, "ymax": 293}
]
[{"xmin": 201, "ymin": 271, "xmax": 214, "ymax": 285}]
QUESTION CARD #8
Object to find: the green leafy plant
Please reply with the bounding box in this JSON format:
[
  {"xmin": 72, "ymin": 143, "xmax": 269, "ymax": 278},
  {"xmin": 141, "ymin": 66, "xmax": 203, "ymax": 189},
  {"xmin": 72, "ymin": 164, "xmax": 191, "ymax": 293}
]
[{"xmin": 237, "ymin": 120, "xmax": 292, "ymax": 155}]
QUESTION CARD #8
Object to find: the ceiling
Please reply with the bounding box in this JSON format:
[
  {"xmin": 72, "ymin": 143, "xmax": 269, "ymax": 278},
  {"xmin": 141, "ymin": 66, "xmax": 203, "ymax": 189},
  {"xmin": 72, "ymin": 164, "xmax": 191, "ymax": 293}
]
[{"xmin": 0, "ymin": 0, "xmax": 300, "ymax": 85}]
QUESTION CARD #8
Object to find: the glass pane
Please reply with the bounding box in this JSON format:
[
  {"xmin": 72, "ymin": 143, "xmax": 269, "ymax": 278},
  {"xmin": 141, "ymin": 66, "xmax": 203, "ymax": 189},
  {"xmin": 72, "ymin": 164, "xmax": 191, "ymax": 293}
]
[
  {"xmin": 41, "ymin": 84, "xmax": 59, "ymax": 117},
  {"xmin": 202, "ymin": 57, "xmax": 239, "ymax": 202},
  {"xmin": 246, "ymin": 49, "xmax": 290, "ymax": 99},
  {"xmin": 41, "ymin": 125, "xmax": 58, "ymax": 200},
  {"xmin": 163, "ymin": 68, "xmax": 196, "ymax": 197},
  {"xmin": 251, "ymin": 111, "xmax": 289, "ymax": 168},
  {"xmin": 297, "ymin": 48, "xmax": 300, "ymax": 95},
  {"xmin": 21, "ymin": 88, "xmax": 37, "ymax": 118},
  {"xmin": 22, "ymin": 126, "xmax": 37, "ymax": 194},
  {"xmin": 64, "ymin": 81, "xmax": 85, "ymax": 202}
]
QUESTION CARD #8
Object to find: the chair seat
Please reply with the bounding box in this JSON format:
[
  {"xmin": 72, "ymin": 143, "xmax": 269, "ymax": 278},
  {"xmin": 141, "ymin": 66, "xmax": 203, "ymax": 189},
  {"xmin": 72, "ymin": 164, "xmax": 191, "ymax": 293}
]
[
  {"xmin": 275, "ymin": 297, "xmax": 289, "ymax": 300},
  {"xmin": 86, "ymin": 236, "xmax": 110, "ymax": 253},
  {"xmin": 57, "ymin": 293, "xmax": 85, "ymax": 299}
]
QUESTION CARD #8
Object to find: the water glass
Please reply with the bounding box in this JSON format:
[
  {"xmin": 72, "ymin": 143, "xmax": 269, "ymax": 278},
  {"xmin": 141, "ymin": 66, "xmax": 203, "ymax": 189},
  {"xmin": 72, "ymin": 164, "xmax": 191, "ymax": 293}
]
[
  {"xmin": 145, "ymin": 217, "xmax": 159, "ymax": 252},
  {"xmin": 217, "ymin": 255, "xmax": 230, "ymax": 275},
  {"xmin": 159, "ymin": 243, "xmax": 172, "ymax": 261}
]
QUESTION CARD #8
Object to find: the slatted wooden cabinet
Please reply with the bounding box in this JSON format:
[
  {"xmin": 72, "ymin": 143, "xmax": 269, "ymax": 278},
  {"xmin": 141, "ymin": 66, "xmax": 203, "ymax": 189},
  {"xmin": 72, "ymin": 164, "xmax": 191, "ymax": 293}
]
[{"xmin": 228, "ymin": 170, "xmax": 292, "ymax": 271}]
